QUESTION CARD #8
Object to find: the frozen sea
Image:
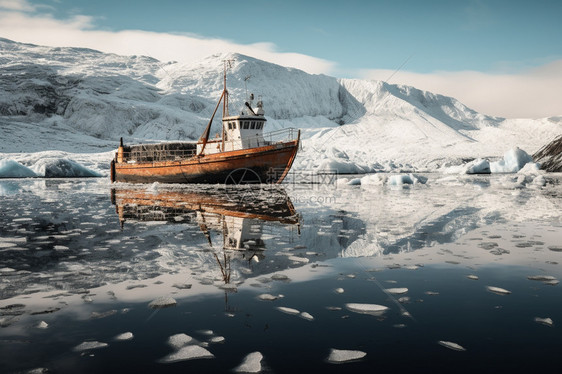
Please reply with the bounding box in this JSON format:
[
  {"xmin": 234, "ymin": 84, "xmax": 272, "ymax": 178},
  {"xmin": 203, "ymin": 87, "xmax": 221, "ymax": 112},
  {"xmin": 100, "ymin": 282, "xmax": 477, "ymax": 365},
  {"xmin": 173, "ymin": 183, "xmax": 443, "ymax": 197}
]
[{"xmin": 1, "ymin": 174, "xmax": 562, "ymax": 373}]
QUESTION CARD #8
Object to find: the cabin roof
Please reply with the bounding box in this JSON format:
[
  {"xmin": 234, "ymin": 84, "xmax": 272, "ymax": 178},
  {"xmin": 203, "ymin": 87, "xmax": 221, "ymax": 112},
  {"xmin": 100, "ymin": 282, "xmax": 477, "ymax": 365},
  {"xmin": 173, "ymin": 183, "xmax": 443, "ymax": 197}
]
[{"xmin": 223, "ymin": 115, "xmax": 267, "ymax": 121}]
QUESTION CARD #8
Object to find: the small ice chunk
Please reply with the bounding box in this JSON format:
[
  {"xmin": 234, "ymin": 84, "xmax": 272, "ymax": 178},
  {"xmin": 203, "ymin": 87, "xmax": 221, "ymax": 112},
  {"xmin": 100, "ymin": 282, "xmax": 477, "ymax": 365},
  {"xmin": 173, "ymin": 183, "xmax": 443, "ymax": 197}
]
[
  {"xmin": 424, "ymin": 291, "xmax": 439, "ymax": 296},
  {"xmin": 288, "ymin": 256, "xmax": 309, "ymax": 263},
  {"xmin": 148, "ymin": 296, "xmax": 177, "ymax": 309},
  {"xmin": 300, "ymin": 312, "xmax": 314, "ymax": 321},
  {"xmin": 271, "ymin": 274, "xmax": 289, "ymax": 281},
  {"xmin": 114, "ymin": 332, "xmax": 134, "ymax": 341},
  {"xmin": 527, "ymin": 275, "xmax": 557, "ymax": 281},
  {"xmin": 159, "ymin": 345, "xmax": 214, "ymax": 363},
  {"xmin": 276, "ymin": 307, "xmax": 300, "ymax": 315},
  {"xmin": 386, "ymin": 287, "xmax": 408, "ymax": 295},
  {"xmin": 334, "ymin": 288, "xmax": 345, "ymax": 294},
  {"xmin": 534, "ymin": 317, "xmax": 554, "ymax": 327},
  {"xmin": 73, "ymin": 341, "xmax": 108, "ymax": 352},
  {"xmin": 486, "ymin": 286, "xmax": 511, "ymax": 295},
  {"xmin": 467, "ymin": 275, "xmax": 479, "ymax": 280},
  {"xmin": 258, "ymin": 293, "xmax": 282, "ymax": 301},
  {"xmin": 36, "ymin": 321, "xmax": 48, "ymax": 329},
  {"xmin": 345, "ymin": 303, "xmax": 389, "ymax": 316},
  {"xmin": 327, "ymin": 348, "xmax": 367, "ymax": 363},
  {"xmin": 544, "ymin": 279, "xmax": 560, "ymax": 286},
  {"xmin": 198, "ymin": 329, "xmax": 214, "ymax": 336},
  {"xmin": 438, "ymin": 340, "xmax": 466, "ymax": 351},
  {"xmin": 209, "ymin": 336, "xmax": 225, "ymax": 343},
  {"xmin": 233, "ymin": 351, "xmax": 263, "ymax": 373}
]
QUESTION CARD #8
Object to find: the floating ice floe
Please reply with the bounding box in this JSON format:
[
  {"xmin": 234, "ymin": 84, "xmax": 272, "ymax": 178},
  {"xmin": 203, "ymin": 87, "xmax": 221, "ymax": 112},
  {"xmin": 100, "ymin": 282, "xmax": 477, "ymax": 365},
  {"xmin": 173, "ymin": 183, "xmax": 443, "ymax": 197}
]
[
  {"xmin": 148, "ymin": 296, "xmax": 177, "ymax": 309},
  {"xmin": 527, "ymin": 275, "xmax": 557, "ymax": 282},
  {"xmin": 233, "ymin": 351, "xmax": 263, "ymax": 373},
  {"xmin": 467, "ymin": 275, "xmax": 479, "ymax": 280},
  {"xmin": 424, "ymin": 291, "xmax": 439, "ymax": 296},
  {"xmin": 345, "ymin": 303, "xmax": 389, "ymax": 316},
  {"xmin": 36, "ymin": 321, "xmax": 48, "ymax": 329},
  {"xmin": 258, "ymin": 293, "xmax": 283, "ymax": 301},
  {"xmin": 73, "ymin": 341, "xmax": 108, "ymax": 352},
  {"xmin": 438, "ymin": 340, "xmax": 466, "ymax": 351},
  {"xmin": 276, "ymin": 306, "xmax": 300, "ymax": 315},
  {"xmin": 386, "ymin": 287, "xmax": 408, "ymax": 295},
  {"xmin": 159, "ymin": 345, "xmax": 214, "ymax": 363},
  {"xmin": 334, "ymin": 288, "xmax": 345, "ymax": 294},
  {"xmin": 168, "ymin": 333, "xmax": 194, "ymax": 348},
  {"xmin": 300, "ymin": 312, "xmax": 314, "ymax": 321},
  {"xmin": 271, "ymin": 274, "xmax": 289, "ymax": 281},
  {"xmin": 326, "ymin": 348, "xmax": 367, "ymax": 363},
  {"xmin": 209, "ymin": 336, "xmax": 225, "ymax": 343},
  {"xmin": 0, "ymin": 159, "xmax": 37, "ymax": 178},
  {"xmin": 486, "ymin": 286, "xmax": 511, "ymax": 295},
  {"xmin": 114, "ymin": 332, "xmax": 134, "ymax": 341},
  {"xmin": 534, "ymin": 317, "xmax": 554, "ymax": 327}
]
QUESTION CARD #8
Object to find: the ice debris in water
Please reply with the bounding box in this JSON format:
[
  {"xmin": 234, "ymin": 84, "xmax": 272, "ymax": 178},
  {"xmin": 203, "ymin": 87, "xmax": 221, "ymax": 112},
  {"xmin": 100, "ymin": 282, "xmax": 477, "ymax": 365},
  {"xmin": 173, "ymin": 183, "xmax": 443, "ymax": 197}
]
[
  {"xmin": 467, "ymin": 275, "xmax": 479, "ymax": 280},
  {"xmin": 168, "ymin": 334, "xmax": 194, "ymax": 349},
  {"xmin": 386, "ymin": 287, "xmax": 408, "ymax": 295},
  {"xmin": 327, "ymin": 348, "xmax": 367, "ymax": 363},
  {"xmin": 209, "ymin": 336, "xmax": 225, "ymax": 343},
  {"xmin": 258, "ymin": 293, "xmax": 284, "ymax": 301},
  {"xmin": 345, "ymin": 303, "xmax": 389, "ymax": 316},
  {"xmin": 114, "ymin": 332, "xmax": 134, "ymax": 341},
  {"xmin": 271, "ymin": 274, "xmax": 289, "ymax": 281},
  {"xmin": 527, "ymin": 275, "xmax": 557, "ymax": 282},
  {"xmin": 300, "ymin": 312, "xmax": 314, "ymax": 321},
  {"xmin": 276, "ymin": 307, "xmax": 300, "ymax": 315},
  {"xmin": 233, "ymin": 351, "xmax": 263, "ymax": 373},
  {"xmin": 534, "ymin": 317, "xmax": 554, "ymax": 327},
  {"xmin": 159, "ymin": 345, "xmax": 214, "ymax": 363},
  {"xmin": 148, "ymin": 296, "xmax": 177, "ymax": 309},
  {"xmin": 36, "ymin": 321, "xmax": 48, "ymax": 329},
  {"xmin": 73, "ymin": 341, "xmax": 108, "ymax": 352},
  {"xmin": 486, "ymin": 286, "xmax": 511, "ymax": 295},
  {"xmin": 438, "ymin": 341, "xmax": 466, "ymax": 351},
  {"xmin": 334, "ymin": 288, "xmax": 345, "ymax": 294}
]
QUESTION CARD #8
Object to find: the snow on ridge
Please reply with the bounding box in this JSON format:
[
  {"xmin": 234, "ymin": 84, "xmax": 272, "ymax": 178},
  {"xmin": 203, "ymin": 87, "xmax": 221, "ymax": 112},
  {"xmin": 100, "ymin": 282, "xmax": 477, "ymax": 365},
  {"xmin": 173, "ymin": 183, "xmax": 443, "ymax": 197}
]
[{"xmin": 1, "ymin": 38, "xmax": 561, "ymax": 173}]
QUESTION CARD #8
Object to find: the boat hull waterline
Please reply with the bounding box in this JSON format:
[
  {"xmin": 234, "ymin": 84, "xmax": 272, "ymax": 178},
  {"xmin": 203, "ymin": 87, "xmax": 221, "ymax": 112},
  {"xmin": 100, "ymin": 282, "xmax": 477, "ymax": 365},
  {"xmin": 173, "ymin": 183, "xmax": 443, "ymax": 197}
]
[{"xmin": 112, "ymin": 138, "xmax": 299, "ymax": 184}]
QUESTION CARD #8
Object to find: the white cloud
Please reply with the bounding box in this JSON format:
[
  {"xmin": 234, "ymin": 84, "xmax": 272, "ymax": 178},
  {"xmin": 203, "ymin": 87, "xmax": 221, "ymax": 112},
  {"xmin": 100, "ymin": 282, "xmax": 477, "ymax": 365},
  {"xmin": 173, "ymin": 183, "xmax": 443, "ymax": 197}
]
[
  {"xmin": 0, "ymin": 10, "xmax": 336, "ymax": 76},
  {"xmin": 0, "ymin": 0, "xmax": 36, "ymax": 12},
  {"xmin": 361, "ymin": 61, "xmax": 562, "ymax": 119}
]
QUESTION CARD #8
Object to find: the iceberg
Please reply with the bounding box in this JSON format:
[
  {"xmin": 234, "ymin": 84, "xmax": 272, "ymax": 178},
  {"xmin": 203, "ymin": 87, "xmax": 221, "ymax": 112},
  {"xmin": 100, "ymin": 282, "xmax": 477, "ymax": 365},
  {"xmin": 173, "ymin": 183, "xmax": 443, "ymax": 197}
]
[
  {"xmin": 0, "ymin": 159, "xmax": 37, "ymax": 178},
  {"xmin": 327, "ymin": 348, "xmax": 367, "ymax": 363},
  {"xmin": 31, "ymin": 158, "xmax": 101, "ymax": 178},
  {"xmin": 490, "ymin": 147, "xmax": 533, "ymax": 173}
]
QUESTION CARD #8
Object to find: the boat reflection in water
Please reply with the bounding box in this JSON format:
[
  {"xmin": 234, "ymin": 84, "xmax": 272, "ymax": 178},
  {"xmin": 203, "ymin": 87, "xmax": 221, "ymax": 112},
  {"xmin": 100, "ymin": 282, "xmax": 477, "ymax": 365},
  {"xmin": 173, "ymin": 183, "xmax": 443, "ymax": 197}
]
[{"xmin": 110, "ymin": 185, "xmax": 300, "ymax": 288}]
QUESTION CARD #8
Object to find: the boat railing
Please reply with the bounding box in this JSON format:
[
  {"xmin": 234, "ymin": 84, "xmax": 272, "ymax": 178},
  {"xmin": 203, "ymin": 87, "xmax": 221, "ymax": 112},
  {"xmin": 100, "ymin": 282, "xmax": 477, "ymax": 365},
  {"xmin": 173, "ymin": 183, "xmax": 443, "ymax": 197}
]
[
  {"xmin": 119, "ymin": 128, "xmax": 298, "ymax": 163},
  {"xmin": 121, "ymin": 145, "xmax": 197, "ymax": 163}
]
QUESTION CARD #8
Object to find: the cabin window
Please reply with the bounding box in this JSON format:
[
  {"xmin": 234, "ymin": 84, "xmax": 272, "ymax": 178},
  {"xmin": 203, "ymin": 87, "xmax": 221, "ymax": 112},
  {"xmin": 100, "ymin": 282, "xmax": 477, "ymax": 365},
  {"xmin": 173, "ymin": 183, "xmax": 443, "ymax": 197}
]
[
  {"xmin": 257, "ymin": 122, "xmax": 262, "ymax": 129},
  {"xmin": 228, "ymin": 122, "xmax": 232, "ymax": 130},
  {"xmin": 233, "ymin": 122, "xmax": 237, "ymax": 129},
  {"xmin": 242, "ymin": 121, "xmax": 249, "ymax": 129},
  {"xmin": 250, "ymin": 121, "xmax": 256, "ymax": 129}
]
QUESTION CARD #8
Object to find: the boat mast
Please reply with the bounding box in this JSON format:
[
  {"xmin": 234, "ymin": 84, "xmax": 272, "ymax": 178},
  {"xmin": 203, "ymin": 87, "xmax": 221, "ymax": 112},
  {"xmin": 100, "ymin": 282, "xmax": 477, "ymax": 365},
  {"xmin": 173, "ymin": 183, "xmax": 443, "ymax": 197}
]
[{"xmin": 199, "ymin": 59, "xmax": 234, "ymax": 156}]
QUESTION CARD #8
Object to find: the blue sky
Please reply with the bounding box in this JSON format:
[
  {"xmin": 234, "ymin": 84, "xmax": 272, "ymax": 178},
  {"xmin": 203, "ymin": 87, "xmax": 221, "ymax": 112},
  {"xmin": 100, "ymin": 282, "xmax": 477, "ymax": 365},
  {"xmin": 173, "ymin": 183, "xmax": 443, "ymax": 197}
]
[
  {"xmin": 42, "ymin": 0, "xmax": 561, "ymax": 75},
  {"xmin": 0, "ymin": 0, "xmax": 561, "ymax": 117}
]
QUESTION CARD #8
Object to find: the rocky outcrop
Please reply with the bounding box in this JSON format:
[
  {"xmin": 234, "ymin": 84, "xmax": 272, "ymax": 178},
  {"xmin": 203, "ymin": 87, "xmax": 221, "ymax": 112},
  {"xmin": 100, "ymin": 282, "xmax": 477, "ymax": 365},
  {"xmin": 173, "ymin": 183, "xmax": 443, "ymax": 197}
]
[{"xmin": 533, "ymin": 135, "xmax": 562, "ymax": 172}]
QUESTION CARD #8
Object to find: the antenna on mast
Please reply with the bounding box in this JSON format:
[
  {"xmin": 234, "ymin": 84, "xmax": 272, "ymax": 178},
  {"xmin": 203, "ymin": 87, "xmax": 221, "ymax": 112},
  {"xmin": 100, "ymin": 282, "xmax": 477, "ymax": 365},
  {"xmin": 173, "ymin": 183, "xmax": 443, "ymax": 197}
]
[
  {"xmin": 244, "ymin": 75, "xmax": 251, "ymax": 99},
  {"xmin": 222, "ymin": 59, "xmax": 235, "ymax": 117}
]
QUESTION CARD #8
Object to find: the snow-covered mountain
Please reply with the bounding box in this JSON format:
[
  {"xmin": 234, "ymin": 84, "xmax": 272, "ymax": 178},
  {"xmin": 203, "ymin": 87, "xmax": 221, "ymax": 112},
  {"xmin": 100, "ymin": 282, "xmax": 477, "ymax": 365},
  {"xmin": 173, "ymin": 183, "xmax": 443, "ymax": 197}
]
[{"xmin": 1, "ymin": 37, "xmax": 561, "ymax": 174}]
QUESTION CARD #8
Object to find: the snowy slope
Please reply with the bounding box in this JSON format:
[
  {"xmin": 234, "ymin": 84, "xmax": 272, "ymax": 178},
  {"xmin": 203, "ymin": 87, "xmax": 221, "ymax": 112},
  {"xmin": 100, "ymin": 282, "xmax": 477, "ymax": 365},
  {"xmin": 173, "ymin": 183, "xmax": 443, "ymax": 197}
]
[{"xmin": 1, "ymin": 38, "xmax": 561, "ymax": 175}]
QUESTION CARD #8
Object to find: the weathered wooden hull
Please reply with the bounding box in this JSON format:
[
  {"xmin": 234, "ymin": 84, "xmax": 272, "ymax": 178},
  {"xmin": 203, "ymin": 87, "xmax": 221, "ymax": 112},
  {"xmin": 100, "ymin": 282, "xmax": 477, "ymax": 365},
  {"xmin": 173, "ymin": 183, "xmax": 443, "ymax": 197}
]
[{"xmin": 113, "ymin": 138, "xmax": 299, "ymax": 184}]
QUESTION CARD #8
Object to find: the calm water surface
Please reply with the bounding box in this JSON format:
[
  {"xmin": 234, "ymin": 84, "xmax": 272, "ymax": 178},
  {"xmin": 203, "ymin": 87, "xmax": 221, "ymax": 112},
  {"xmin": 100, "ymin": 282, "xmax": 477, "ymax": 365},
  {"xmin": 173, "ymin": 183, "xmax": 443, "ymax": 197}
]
[{"xmin": 1, "ymin": 175, "xmax": 562, "ymax": 373}]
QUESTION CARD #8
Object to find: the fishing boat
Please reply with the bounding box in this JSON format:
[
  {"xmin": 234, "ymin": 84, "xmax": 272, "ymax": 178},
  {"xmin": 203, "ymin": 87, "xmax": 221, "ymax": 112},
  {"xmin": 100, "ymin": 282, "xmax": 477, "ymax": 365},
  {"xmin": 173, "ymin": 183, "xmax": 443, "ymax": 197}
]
[{"xmin": 110, "ymin": 60, "xmax": 300, "ymax": 184}]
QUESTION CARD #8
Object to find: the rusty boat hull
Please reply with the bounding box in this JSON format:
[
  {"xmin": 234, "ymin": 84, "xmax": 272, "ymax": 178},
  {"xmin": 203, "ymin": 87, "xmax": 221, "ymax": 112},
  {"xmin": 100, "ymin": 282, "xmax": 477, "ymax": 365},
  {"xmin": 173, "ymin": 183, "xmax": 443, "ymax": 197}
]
[{"xmin": 112, "ymin": 136, "xmax": 299, "ymax": 184}]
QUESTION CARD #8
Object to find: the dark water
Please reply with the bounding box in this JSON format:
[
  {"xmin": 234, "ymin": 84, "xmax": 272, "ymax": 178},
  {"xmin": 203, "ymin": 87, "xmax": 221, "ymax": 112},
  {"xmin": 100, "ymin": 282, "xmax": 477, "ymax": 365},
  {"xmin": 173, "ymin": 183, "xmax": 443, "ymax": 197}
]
[{"xmin": 1, "ymin": 176, "xmax": 562, "ymax": 373}]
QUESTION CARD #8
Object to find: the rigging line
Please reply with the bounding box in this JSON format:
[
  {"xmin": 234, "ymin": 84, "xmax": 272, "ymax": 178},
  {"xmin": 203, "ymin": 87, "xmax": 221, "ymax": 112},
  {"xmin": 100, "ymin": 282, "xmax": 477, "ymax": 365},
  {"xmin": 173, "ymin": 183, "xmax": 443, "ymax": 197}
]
[{"xmin": 385, "ymin": 53, "xmax": 414, "ymax": 83}]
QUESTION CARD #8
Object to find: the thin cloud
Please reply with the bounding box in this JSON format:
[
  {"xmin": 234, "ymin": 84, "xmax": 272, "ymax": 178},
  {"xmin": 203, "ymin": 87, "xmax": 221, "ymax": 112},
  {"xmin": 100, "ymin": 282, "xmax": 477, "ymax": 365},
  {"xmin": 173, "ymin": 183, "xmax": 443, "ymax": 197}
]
[
  {"xmin": 361, "ymin": 61, "xmax": 562, "ymax": 119},
  {"xmin": 0, "ymin": 10, "xmax": 336, "ymax": 75},
  {"xmin": 0, "ymin": 0, "xmax": 36, "ymax": 11}
]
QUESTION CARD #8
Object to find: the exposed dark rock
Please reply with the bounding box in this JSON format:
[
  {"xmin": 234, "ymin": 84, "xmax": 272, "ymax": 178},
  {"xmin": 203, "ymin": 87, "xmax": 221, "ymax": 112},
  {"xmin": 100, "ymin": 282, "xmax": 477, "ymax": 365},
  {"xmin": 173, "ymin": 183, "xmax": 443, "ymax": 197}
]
[{"xmin": 533, "ymin": 134, "xmax": 562, "ymax": 172}]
